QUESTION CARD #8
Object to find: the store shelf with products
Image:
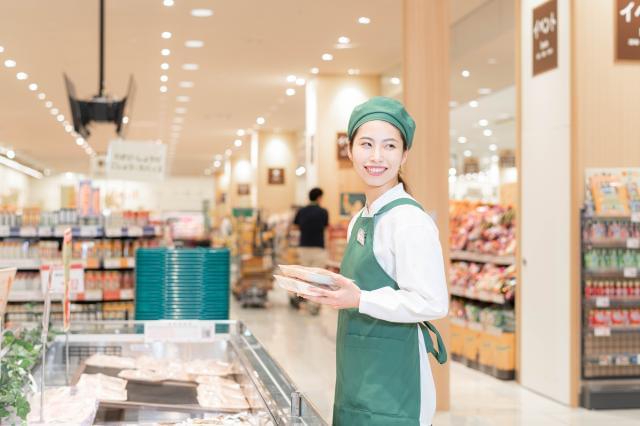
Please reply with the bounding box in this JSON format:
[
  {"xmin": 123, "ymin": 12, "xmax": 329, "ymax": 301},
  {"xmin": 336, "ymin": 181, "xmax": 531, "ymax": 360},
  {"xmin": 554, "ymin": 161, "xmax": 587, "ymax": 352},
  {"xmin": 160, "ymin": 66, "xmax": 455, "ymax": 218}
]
[
  {"xmin": 448, "ymin": 200, "xmax": 517, "ymax": 379},
  {"xmin": 580, "ymin": 211, "xmax": 640, "ymax": 409}
]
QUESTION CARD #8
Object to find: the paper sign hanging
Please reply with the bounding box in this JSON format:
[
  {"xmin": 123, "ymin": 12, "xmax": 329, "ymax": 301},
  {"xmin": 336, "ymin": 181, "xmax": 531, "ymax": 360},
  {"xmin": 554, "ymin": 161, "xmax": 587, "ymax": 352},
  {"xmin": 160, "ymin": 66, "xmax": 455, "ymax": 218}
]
[{"xmin": 107, "ymin": 139, "xmax": 167, "ymax": 181}]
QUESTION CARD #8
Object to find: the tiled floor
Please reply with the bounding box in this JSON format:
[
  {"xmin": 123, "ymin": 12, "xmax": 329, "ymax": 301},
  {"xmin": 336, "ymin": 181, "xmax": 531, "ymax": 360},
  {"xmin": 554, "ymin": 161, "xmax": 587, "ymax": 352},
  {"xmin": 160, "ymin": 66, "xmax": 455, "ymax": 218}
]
[{"xmin": 231, "ymin": 287, "xmax": 640, "ymax": 425}]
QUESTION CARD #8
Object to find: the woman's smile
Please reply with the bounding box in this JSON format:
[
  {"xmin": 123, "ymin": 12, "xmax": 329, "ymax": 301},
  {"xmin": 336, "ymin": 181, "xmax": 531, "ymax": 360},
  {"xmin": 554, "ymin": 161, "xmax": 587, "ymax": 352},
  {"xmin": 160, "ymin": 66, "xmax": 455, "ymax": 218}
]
[{"xmin": 364, "ymin": 165, "xmax": 388, "ymax": 176}]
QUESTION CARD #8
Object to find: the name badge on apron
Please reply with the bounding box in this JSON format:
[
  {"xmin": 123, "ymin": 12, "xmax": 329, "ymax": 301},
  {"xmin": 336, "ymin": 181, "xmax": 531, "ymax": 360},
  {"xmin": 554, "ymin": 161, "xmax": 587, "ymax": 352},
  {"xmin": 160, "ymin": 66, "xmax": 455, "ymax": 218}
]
[{"xmin": 356, "ymin": 228, "xmax": 366, "ymax": 246}]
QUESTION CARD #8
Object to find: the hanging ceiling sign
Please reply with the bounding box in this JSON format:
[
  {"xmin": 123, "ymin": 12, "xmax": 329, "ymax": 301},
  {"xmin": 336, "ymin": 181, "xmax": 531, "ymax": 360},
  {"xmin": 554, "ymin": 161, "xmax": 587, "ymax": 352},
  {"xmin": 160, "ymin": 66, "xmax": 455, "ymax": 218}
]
[
  {"xmin": 616, "ymin": 0, "xmax": 640, "ymax": 61},
  {"xmin": 107, "ymin": 140, "xmax": 167, "ymax": 181},
  {"xmin": 532, "ymin": 0, "xmax": 558, "ymax": 76}
]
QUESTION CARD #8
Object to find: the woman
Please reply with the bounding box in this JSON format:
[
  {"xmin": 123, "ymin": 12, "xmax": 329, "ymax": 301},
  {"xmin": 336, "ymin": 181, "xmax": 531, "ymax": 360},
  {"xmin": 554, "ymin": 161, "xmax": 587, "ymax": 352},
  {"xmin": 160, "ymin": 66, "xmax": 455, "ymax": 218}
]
[{"xmin": 301, "ymin": 97, "xmax": 449, "ymax": 426}]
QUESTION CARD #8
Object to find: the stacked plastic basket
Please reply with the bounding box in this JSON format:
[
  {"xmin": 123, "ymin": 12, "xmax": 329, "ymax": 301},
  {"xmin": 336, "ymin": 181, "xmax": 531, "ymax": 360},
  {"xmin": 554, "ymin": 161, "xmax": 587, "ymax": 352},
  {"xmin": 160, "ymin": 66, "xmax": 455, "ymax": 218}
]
[{"xmin": 135, "ymin": 248, "xmax": 230, "ymax": 320}]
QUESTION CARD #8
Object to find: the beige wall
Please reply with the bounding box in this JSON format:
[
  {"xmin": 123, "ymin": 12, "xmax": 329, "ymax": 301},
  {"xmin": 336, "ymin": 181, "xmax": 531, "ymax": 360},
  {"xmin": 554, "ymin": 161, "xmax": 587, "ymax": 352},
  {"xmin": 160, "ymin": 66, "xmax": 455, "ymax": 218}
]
[
  {"xmin": 228, "ymin": 150, "xmax": 254, "ymax": 211},
  {"xmin": 313, "ymin": 75, "xmax": 380, "ymax": 223},
  {"xmin": 257, "ymin": 131, "xmax": 297, "ymax": 215}
]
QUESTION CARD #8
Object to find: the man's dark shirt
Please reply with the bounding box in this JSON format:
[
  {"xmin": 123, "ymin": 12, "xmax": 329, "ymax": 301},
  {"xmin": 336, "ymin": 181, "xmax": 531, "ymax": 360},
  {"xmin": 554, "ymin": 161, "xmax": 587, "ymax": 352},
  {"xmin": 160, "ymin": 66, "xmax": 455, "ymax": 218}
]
[{"xmin": 294, "ymin": 204, "xmax": 329, "ymax": 248}]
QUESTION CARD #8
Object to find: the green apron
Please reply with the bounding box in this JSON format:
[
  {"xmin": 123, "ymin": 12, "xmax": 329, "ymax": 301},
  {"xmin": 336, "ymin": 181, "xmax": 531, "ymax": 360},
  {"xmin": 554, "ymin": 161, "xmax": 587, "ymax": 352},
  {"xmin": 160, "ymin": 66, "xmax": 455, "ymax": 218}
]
[{"xmin": 333, "ymin": 198, "xmax": 447, "ymax": 426}]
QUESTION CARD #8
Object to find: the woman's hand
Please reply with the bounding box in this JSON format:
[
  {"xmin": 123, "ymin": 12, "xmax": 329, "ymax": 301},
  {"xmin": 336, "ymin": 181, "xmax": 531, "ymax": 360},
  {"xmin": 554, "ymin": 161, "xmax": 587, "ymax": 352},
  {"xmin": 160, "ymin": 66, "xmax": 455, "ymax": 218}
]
[{"xmin": 300, "ymin": 272, "xmax": 361, "ymax": 310}]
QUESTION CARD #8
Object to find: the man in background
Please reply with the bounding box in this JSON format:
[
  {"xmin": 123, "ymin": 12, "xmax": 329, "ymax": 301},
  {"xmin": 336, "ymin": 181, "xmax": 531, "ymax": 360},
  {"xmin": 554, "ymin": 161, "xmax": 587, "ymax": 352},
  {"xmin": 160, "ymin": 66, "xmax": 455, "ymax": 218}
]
[{"xmin": 291, "ymin": 187, "xmax": 329, "ymax": 314}]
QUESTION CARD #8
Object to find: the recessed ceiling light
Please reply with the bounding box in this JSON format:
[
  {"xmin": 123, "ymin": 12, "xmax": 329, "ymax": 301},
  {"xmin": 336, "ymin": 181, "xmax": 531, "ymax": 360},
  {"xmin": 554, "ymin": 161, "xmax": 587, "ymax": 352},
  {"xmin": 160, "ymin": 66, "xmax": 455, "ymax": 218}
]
[
  {"xmin": 191, "ymin": 8, "xmax": 214, "ymax": 17},
  {"xmin": 16, "ymin": 72, "xmax": 28, "ymax": 80},
  {"xmin": 161, "ymin": 48, "xmax": 170, "ymax": 56},
  {"xmin": 338, "ymin": 36, "xmax": 350, "ymax": 44},
  {"xmin": 310, "ymin": 67, "xmax": 319, "ymax": 74},
  {"xmin": 163, "ymin": 0, "xmax": 174, "ymax": 6},
  {"xmin": 122, "ymin": 116, "xmax": 129, "ymax": 124},
  {"xmin": 64, "ymin": 124, "xmax": 73, "ymax": 132},
  {"xmin": 6, "ymin": 150, "xmax": 15, "ymax": 159},
  {"xmin": 390, "ymin": 77, "xmax": 401, "ymax": 85},
  {"xmin": 483, "ymin": 129, "xmax": 493, "ymax": 137},
  {"xmin": 161, "ymin": 31, "xmax": 172, "ymax": 40},
  {"xmin": 185, "ymin": 40, "xmax": 204, "ymax": 48},
  {"xmin": 160, "ymin": 85, "xmax": 168, "ymax": 93},
  {"xmin": 286, "ymin": 75, "xmax": 297, "ymax": 83},
  {"xmin": 347, "ymin": 68, "xmax": 360, "ymax": 76},
  {"xmin": 214, "ymin": 160, "xmax": 221, "ymax": 167},
  {"xmin": 463, "ymin": 150, "xmax": 472, "ymax": 157},
  {"xmin": 225, "ymin": 148, "xmax": 233, "ymax": 157},
  {"xmin": 449, "ymin": 168, "xmax": 457, "ymax": 176},
  {"xmin": 161, "ymin": 62, "xmax": 170, "ymax": 70},
  {"xmin": 322, "ymin": 53, "xmax": 333, "ymax": 61},
  {"xmin": 295, "ymin": 78, "xmax": 305, "ymax": 86},
  {"xmin": 478, "ymin": 119, "xmax": 489, "ymax": 127},
  {"xmin": 76, "ymin": 137, "xmax": 84, "ymax": 146},
  {"xmin": 469, "ymin": 100, "xmax": 479, "ymax": 108},
  {"xmin": 38, "ymin": 93, "xmax": 46, "ymax": 100},
  {"xmin": 50, "ymin": 108, "xmax": 59, "ymax": 115},
  {"xmin": 236, "ymin": 129, "xmax": 245, "ymax": 137},
  {"xmin": 286, "ymin": 88, "xmax": 296, "ymax": 96},
  {"xmin": 489, "ymin": 144, "xmax": 498, "ymax": 151},
  {"xmin": 478, "ymin": 88, "xmax": 492, "ymax": 95},
  {"xmin": 28, "ymin": 83, "xmax": 38, "ymax": 91},
  {"xmin": 457, "ymin": 136, "xmax": 467, "ymax": 144},
  {"xmin": 461, "ymin": 69, "xmax": 471, "ymax": 78},
  {"xmin": 175, "ymin": 107, "xmax": 187, "ymax": 114},
  {"xmin": 256, "ymin": 117, "xmax": 265, "ymax": 125},
  {"xmin": 56, "ymin": 114, "xmax": 64, "ymax": 122},
  {"xmin": 179, "ymin": 81, "xmax": 194, "ymax": 88},
  {"xmin": 45, "ymin": 101, "xmax": 52, "ymax": 108},
  {"xmin": 234, "ymin": 139, "xmax": 242, "ymax": 147},
  {"xmin": 358, "ymin": 16, "xmax": 371, "ymax": 24},
  {"xmin": 0, "ymin": 46, "xmax": 4, "ymax": 53},
  {"xmin": 182, "ymin": 63, "xmax": 199, "ymax": 71},
  {"xmin": 176, "ymin": 96, "xmax": 190, "ymax": 102},
  {"xmin": 4, "ymin": 59, "xmax": 16, "ymax": 68},
  {"xmin": 160, "ymin": 75, "xmax": 168, "ymax": 82}
]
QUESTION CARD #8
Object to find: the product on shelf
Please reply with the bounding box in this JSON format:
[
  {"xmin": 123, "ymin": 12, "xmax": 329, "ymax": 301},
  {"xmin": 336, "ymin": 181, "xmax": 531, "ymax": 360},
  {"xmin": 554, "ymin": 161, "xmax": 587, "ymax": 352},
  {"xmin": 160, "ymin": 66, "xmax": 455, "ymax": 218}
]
[
  {"xmin": 585, "ymin": 279, "xmax": 640, "ymax": 298},
  {"xmin": 449, "ymin": 201, "xmax": 516, "ymax": 256},
  {"xmin": 449, "ymin": 262, "xmax": 515, "ymax": 303},
  {"xmin": 584, "ymin": 249, "xmax": 640, "ymax": 272},
  {"xmin": 583, "ymin": 220, "xmax": 640, "ymax": 243}
]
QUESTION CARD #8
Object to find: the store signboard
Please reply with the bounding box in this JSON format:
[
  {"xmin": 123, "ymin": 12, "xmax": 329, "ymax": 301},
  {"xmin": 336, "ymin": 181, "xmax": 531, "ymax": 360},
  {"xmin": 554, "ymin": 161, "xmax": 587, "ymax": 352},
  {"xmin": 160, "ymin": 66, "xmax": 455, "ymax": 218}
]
[
  {"xmin": 40, "ymin": 264, "xmax": 84, "ymax": 294},
  {"xmin": 616, "ymin": 0, "xmax": 640, "ymax": 60},
  {"xmin": 532, "ymin": 0, "xmax": 558, "ymax": 76},
  {"xmin": 107, "ymin": 140, "xmax": 166, "ymax": 181}
]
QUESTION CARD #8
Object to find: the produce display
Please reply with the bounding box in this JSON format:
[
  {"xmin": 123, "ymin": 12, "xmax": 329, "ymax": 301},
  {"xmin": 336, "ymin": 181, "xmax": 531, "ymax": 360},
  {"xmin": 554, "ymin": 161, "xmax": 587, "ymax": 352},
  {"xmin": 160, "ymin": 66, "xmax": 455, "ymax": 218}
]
[
  {"xmin": 449, "ymin": 201, "xmax": 516, "ymax": 256},
  {"xmin": 449, "ymin": 262, "xmax": 515, "ymax": 303},
  {"xmin": 449, "ymin": 298, "xmax": 515, "ymax": 332}
]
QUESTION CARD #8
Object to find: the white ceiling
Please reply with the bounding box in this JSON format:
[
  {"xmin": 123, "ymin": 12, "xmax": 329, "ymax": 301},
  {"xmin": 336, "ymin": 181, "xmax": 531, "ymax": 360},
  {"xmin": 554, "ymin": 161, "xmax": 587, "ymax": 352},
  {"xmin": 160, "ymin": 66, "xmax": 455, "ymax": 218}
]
[{"xmin": 0, "ymin": 0, "xmax": 514, "ymax": 177}]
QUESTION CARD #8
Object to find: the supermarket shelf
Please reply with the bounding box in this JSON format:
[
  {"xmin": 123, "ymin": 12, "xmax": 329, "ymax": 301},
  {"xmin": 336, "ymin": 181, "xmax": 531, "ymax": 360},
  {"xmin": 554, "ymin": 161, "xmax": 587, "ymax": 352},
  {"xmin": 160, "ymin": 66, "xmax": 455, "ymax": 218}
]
[
  {"xmin": 0, "ymin": 225, "xmax": 161, "ymax": 239},
  {"xmin": 450, "ymin": 250, "xmax": 515, "ymax": 266},
  {"xmin": 581, "ymin": 380, "xmax": 640, "ymax": 409},
  {"xmin": 450, "ymin": 286, "xmax": 510, "ymax": 305},
  {"xmin": 584, "ymin": 239, "xmax": 640, "ymax": 249},
  {"xmin": 0, "ymin": 258, "xmax": 136, "ymax": 271},
  {"xmin": 583, "ymin": 296, "xmax": 640, "ymax": 307},
  {"xmin": 8, "ymin": 289, "xmax": 134, "ymax": 303},
  {"xmin": 584, "ymin": 213, "xmax": 640, "ymax": 223},
  {"xmin": 589, "ymin": 326, "xmax": 640, "ymax": 336},
  {"xmin": 0, "ymin": 259, "xmax": 41, "ymax": 269},
  {"xmin": 584, "ymin": 269, "xmax": 639, "ymax": 279}
]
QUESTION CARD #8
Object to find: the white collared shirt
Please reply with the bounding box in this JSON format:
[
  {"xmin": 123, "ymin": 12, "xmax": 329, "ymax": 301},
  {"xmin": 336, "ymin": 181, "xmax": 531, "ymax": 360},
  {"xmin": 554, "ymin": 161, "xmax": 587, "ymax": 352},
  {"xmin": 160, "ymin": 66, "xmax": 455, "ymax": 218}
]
[{"xmin": 346, "ymin": 182, "xmax": 448, "ymax": 425}]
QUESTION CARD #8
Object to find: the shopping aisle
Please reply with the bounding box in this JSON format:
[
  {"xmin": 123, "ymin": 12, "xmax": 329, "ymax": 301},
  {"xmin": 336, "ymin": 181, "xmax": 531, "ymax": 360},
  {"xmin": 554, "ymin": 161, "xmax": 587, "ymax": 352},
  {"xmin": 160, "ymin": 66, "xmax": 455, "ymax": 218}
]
[{"xmin": 231, "ymin": 287, "xmax": 640, "ymax": 425}]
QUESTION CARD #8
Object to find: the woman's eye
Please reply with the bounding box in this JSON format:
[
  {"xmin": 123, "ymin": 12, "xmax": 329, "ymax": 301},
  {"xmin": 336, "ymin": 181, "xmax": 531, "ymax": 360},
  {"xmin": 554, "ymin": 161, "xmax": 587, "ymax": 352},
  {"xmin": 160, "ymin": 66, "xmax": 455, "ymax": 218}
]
[
  {"xmin": 385, "ymin": 144, "xmax": 397, "ymax": 150},
  {"xmin": 360, "ymin": 142, "xmax": 372, "ymax": 148}
]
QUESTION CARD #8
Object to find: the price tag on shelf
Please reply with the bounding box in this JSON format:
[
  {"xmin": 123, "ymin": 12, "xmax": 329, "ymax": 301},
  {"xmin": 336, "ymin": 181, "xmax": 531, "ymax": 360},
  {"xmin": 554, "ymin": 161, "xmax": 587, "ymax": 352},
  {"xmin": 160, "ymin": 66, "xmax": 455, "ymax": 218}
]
[
  {"xmin": 594, "ymin": 327, "xmax": 611, "ymax": 337},
  {"xmin": 79, "ymin": 225, "xmax": 100, "ymax": 238},
  {"xmin": 624, "ymin": 267, "xmax": 638, "ymax": 278},
  {"xmin": 144, "ymin": 320, "xmax": 216, "ymax": 343},
  {"xmin": 19, "ymin": 226, "xmax": 37, "ymax": 237},
  {"xmin": 632, "ymin": 212, "xmax": 640, "ymax": 223},
  {"xmin": 627, "ymin": 238, "xmax": 640, "ymax": 249},
  {"xmin": 595, "ymin": 297, "xmax": 610, "ymax": 308},
  {"xmin": 105, "ymin": 227, "xmax": 123, "ymax": 237},
  {"xmin": 0, "ymin": 225, "xmax": 10, "ymax": 237},
  {"xmin": 38, "ymin": 226, "xmax": 52, "ymax": 237},
  {"xmin": 127, "ymin": 226, "xmax": 143, "ymax": 237}
]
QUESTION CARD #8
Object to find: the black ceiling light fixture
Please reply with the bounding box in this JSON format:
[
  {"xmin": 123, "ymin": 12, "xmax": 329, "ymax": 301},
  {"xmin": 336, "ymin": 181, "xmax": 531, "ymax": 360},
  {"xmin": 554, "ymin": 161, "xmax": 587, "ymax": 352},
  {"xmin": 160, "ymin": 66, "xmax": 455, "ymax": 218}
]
[{"xmin": 64, "ymin": 0, "xmax": 136, "ymax": 140}]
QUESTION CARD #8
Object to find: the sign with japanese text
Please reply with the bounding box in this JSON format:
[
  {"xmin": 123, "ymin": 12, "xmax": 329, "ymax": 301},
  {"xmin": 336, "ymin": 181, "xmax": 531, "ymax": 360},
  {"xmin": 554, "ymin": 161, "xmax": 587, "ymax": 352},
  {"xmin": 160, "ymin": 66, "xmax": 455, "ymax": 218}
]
[
  {"xmin": 107, "ymin": 140, "xmax": 167, "ymax": 181},
  {"xmin": 617, "ymin": 0, "xmax": 640, "ymax": 60},
  {"xmin": 532, "ymin": 0, "xmax": 558, "ymax": 76}
]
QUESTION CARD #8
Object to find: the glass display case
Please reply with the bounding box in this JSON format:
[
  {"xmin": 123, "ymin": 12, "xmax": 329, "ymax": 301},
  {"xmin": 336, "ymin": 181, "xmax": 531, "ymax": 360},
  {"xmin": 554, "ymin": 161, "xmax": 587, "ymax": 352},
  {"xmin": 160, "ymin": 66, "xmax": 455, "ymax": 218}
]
[{"xmin": 29, "ymin": 320, "xmax": 326, "ymax": 425}]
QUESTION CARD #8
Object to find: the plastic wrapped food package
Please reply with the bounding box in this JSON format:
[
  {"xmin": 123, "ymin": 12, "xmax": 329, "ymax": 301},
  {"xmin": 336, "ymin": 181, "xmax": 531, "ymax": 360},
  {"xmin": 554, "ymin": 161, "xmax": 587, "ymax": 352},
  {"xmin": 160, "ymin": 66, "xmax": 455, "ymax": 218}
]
[
  {"xmin": 85, "ymin": 353, "xmax": 136, "ymax": 369},
  {"xmin": 27, "ymin": 387, "xmax": 99, "ymax": 425},
  {"xmin": 76, "ymin": 373, "xmax": 128, "ymax": 401},
  {"xmin": 118, "ymin": 369, "xmax": 168, "ymax": 382}
]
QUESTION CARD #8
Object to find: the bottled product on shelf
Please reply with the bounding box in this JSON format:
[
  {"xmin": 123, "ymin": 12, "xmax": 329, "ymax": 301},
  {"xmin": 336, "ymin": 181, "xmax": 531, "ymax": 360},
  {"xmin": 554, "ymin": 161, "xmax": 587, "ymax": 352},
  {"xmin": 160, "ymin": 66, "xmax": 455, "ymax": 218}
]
[{"xmin": 580, "ymin": 208, "xmax": 640, "ymax": 407}]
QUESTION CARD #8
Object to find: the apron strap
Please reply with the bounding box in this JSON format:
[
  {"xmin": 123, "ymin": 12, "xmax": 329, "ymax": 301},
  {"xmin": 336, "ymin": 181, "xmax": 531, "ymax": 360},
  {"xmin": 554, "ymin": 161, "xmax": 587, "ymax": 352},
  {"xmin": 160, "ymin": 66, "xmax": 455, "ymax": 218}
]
[
  {"xmin": 374, "ymin": 198, "xmax": 424, "ymax": 217},
  {"xmin": 420, "ymin": 321, "xmax": 447, "ymax": 364}
]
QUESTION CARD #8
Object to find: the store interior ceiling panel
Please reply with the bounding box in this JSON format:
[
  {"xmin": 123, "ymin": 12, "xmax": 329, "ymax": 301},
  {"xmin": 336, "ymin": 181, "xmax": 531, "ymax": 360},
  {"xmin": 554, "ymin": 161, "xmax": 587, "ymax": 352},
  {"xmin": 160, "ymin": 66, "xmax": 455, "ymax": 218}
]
[{"xmin": 0, "ymin": 0, "xmax": 512, "ymax": 176}]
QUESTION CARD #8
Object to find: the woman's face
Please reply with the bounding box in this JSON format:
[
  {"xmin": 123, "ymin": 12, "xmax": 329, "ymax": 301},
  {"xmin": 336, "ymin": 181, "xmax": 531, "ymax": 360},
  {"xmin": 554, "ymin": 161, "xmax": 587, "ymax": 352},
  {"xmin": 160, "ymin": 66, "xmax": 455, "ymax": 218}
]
[{"xmin": 349, "ymin": 120, "xmax": 408, "ymax": 189}]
